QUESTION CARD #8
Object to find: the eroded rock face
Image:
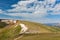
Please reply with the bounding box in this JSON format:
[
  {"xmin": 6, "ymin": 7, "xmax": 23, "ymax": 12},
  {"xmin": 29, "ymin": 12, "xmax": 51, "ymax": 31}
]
[{"xmin": 19, "ymin": 23, "xmax": 28, "ymax": 34}]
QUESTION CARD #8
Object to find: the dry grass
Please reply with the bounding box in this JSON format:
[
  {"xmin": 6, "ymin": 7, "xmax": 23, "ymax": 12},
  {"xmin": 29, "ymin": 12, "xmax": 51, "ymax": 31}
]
[
  {"xmin": 19, "ymin": 21, "xmax": 60, "ymax": 33},
  {"xmin": 0, "ymin": 24, "xmax": 21, "ymax": 40},
  {"xmin": 17, "ymin": 21, "xmax": 60, "ymax": 40},
  {"xmin": 0, "ymin": 20, "xmax": 60, "ymax": 40},
  {"xmin": 17, "ymin": 33, "xmax": 60, "ymax": 40}
]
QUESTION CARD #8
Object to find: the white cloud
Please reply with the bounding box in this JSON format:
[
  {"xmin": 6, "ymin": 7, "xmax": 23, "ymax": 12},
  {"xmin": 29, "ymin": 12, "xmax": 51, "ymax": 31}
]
[
  {"xmin": 49, "ymin": 4, "xmax": 60, "ymax": 15},
  {"xmin": 7, "ymin": 0, "xmax": 48, "ymax": 17},
  {"xmin": 0, "ymin": 9, "xmax": 4, "ymax": 13},
  {"xmin": 4, "ymin": 0, "xmax": 60, "ymax": 23},
  {"xmin": 8, "ymin": 1, "xmax": 35, "ymax": 13},
  {"xmin": 46, "ymin": 0, "xmax": 56, "ymax": 4}
]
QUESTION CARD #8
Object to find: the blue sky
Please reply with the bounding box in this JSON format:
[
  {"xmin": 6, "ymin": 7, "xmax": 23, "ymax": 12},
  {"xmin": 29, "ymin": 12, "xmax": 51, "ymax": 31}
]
[
  {"xmin": 0, "ymin": 0, "xmax": 20, "ymax": 10},
  {"xmin": 0, "ymin": 0, "xmax": 60, "ymax": 23}
]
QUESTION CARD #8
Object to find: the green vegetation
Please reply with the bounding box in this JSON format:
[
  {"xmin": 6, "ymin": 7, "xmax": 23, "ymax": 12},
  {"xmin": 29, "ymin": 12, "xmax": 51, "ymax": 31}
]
[
  {"xmin": 17, "ymin": 33, "xmax": 60, "ymax": 40},
  {"xmin": 0, "ymin": 22, "xmax": 8, "ymax": 28},
  {"xmin": 0, "ymin": 20, "xmax": 60, "ymax": 40},
  {"xmin": 0, "ymin": 25, "xmax": 21, "ymax": 40},
  {"xmin": 17, "ymin": 21, "xmax": 60, "ymax": 40},
  {"xmin": 19, "ymin": 21, "xmax": 60, "ymax": 33},
  {"xmin": 40, "ymin": 25, "xmax": 60, "ymax": 32}
]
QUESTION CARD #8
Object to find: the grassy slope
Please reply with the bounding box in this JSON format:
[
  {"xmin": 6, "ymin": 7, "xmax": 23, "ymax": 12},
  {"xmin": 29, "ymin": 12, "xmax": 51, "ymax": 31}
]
[
  {"xmin": 17, "ymin": 21, "xmax": 60, "ymax": 40},
  {"xmin": 19, "ymin": 21, "xmax": 60, "ymax": 33},
  {"xmin": 18, "ymin": 33, "xmax": 60, "ymax": 40},
  {"xmin": 0, "ymin": 24, "xmax": 21, "ymax": 40},
  {"xmin": 0, "ymin": 21, "xmax": 60, "ymax": 40}
]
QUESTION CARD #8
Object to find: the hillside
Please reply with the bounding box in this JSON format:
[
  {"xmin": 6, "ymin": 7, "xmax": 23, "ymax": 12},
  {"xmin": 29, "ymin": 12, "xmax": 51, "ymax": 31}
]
[
  {"xmin": 0, "ymin": 20, "xmax": 60, "ymax": 40},
  {"xmin": 0, "ymin": 23, "xmax": 21, "ymax": 40},
  {"xmin": 16, "ymin": 21, "xmax": 60, "ymax": 40},
  {"xmin": 19, "ymin": 21, "xmax": 60, "ymax": 33}
]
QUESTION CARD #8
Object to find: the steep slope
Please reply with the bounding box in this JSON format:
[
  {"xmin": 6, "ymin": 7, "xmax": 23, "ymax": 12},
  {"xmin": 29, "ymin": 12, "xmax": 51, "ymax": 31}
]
[
  {"xmin": 0, "ymin": 24, "xmax": 21, "ymax": 40},
  {"xmin": 0, "ymin": 20, "xmax": 60, "ymax": 40},
  {"xmin": 17, "ymin": 21, "xmax": 60, "ymax": 40},
  {"xmin": 19, "ymin": 21, "xmax": 60, "ymax": 33}
]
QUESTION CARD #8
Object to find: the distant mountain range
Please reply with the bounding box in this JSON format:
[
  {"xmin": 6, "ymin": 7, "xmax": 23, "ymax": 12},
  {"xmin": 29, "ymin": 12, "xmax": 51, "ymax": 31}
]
[{"xmin": 45, "ymin": 23, "xmax": 60, "ymax": 27}]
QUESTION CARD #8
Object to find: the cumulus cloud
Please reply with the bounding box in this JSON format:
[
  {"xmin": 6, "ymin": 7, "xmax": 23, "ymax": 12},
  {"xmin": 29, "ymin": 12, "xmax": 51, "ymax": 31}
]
[
  {"xmin": 0, "ymin": 9, "xmax": 4, "ymax": 13},
  {"xmin": 7, "ymin": 0, "xmax": 48, "ymax": 17},
  {"xmin": 3, "ymin": 0, "xmax": 60, "ymax": 23},
  {"xmin": 47, "ymin": 3, "xmax": 60, "ymax": 15},
  {"xmin": 8, "ymin": 1, "xmax": 35, "ymax": 13},
  {"xmin": 46, "ymin": 0, "xmax": 56, "ymax": 5},
  {"xmin": 52, "ymin": 4, "xmax": 60, "ymax": 15}
]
